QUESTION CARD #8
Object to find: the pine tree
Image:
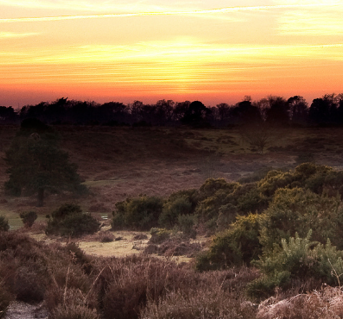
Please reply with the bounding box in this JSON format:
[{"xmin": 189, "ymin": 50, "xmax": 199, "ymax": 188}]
[{"xmin": 4, "ymin": 119, "xmax": 86, "ymax": 206}]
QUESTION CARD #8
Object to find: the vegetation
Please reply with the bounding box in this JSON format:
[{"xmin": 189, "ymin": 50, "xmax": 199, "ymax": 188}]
[
  {"xmin": 19, "ymin": 211, "xmax": 37, "ymax": 228},
  {"xmin": 0, "ymin": 216, "xmax": 9, "ymax": 232},
  {"xmin": 3, "ymin": 96, "xmax": 343, "ymax": 318},
  {"xmin": 46, "ymin": 204, "xmax": 100, "ymax": 237},
  {"xmin": 4, "ymin": 119, "xmax": 86, "ymax": 206}
]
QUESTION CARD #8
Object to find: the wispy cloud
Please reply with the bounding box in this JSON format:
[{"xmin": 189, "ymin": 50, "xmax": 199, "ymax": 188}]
[
  {"xmin": 0, "ymin": 3, "xmax": 336, "ymax": 23},
  {"xmin": 0, "ymin": 31, "xmax": 39, "ymax": 38}
]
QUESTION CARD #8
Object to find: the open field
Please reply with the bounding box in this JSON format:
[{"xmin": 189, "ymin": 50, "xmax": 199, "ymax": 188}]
[{"xmin": 2, "ymin": 125, "xmax": 343, "ymax": 230}]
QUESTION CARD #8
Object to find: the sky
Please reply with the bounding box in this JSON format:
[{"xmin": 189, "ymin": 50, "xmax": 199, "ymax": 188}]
[{"xmin": 1, "ymin": 0, "xmax": 343, "ymax": 107}]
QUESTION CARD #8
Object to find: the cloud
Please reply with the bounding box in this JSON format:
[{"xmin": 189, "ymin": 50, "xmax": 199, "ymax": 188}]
[
  {"xmin": 0, "ymin": 3, "xmax": 336, "ymax": 23},
  {"xmin": 0, "ymin": 31, "xmax": 39, "ymax": 38},
  {"xmin": 277, "ymin": 9, "xmax": 343, "ymax": 36}
]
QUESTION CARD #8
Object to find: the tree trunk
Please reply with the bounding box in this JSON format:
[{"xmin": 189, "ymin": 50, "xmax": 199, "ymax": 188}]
[{"xmin": 37, "ymin": 188, "xmax": 44, "ymax": 207}]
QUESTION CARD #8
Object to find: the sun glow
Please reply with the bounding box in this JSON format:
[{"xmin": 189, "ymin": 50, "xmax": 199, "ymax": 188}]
[{"xmin": 1, "ymin": 0, "xmax": 343, "ymax": 106}]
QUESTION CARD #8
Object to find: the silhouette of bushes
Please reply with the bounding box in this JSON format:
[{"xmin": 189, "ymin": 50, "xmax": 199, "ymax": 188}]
[
  {"xmin": 46, "ymin": 204, "xmax": 100, "ymax": 237},
  {"xmin": 19, "ymin": 211, "xmax": 37, "ymax": 228}
]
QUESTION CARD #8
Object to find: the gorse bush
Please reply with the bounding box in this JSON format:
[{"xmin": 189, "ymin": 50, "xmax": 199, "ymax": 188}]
[
  {"xmin": 19, "ymin": 211, "xmax": 37, "ymax": 227},
  {"xmin": 177, "ymin": 214, "xmax": 197, "ymax": 238},
  {"xmin": 248, "ymin": 231, "xmax": 343, "ymax": 298},
  {"xmin": 46, "ymin": 203, "xmax": 99, "ymax": 237},
  {"xmin": 112, "ymin": 196, "xmax": 163, "ymax": 230},
  {"xmin": 196, "ymin": 214, "xmax": 262, "ymax": 271},
  {"xmin": 159, "ymin": 193, "xmax": 194, "ymax": 228},
  {"xmin": 259, "ymin": 187, "xmax": 343, "ymax": 252}
]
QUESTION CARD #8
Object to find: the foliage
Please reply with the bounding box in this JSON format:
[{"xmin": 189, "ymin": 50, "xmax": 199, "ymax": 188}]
[
  {"xmin": 112, "ymin": 196, "xmax": 163, "ymax": 231},
  {"xmin": 149, "ymin": 228, "xmax": 172, "ymax": 244},
  {"xmin": 4, "ymin": 119, "xmax": 86, "ymax": 206},
  {"xmin": 159, "ymin": 190, "xmax": 196, "ymax": 228},
  {"xmin": 19, "ymin": 211, "xmax": 37, "ymax": 228},
  {"xmin": 259, "ymin": 187, "xmax": 343, "ymax": 252},
  {"xmin": 248, "ymin": 231, "xmax": 343, "ymax": 298},
  {"xmin": 46, "ymin": 204, "xmax": 100, "ymax": 237},
  {"xmin": 177, "ymin": 214, "xmax": 197, "ymax": 239},
  {"xmin": 0, "ymin": 216, "xmax": 9, "ymax": 232},
  {"xmin": 196, "ymin": 214, "xmax": 262, "ymax": 271}
]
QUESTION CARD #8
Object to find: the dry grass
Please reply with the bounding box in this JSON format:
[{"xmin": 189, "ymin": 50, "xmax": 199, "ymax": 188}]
[{"xmin": 257, "ymin": 286, "xmax": 343, "ymax": 319}]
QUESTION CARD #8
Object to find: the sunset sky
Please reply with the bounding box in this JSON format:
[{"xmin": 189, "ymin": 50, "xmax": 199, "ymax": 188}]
[{"xmin": 1, "ymin": 0, "xmax": 343, "ymax": 107}]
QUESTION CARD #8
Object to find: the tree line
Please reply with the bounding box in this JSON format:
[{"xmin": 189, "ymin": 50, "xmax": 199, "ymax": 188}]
[{"xmin": 1, "ymin": 93, "xmax": 343, "ymax": 127}]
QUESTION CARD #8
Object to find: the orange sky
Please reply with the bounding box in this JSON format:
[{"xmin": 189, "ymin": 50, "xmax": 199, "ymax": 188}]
[{"xmin": 1, "ymin": 0, "xmax": 343, "ymax": 107}]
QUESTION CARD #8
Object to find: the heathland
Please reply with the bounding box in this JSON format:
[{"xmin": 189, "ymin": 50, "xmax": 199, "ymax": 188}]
[{"xmin": 2, "ymin": 95, "xmax": 343, "ymax": 318}]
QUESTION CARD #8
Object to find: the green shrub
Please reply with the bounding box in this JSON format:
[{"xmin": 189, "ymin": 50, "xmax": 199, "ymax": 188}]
[
  {"xmin": 149, "ymin": 228, "xmax": 171, "ymax": 244},
  {"xmin": 259, "ymin": 187, "xmax": 343, "ymax": 252},
  {"xmin": 258, "ymin": 170, "xmax": 294, "ymax": 197},
  {"xmin": 248, "ymin": 231, "xmax": 343, "ymax": 298},
  {"xmin": 196, "ymin": 214, "xmax": 262, "ymax": 270},
  {"xmin": 198, "ymin": 178, "xmax": 238, "ymax": 201},
  {"xmin": 0, "ymin": 216, "xmax": 9, "ymax": 232},
  {"xmin": 46, "ymin": 204, "xmax": 99, "ymax": 237},
  {"xmin": 52, "ymin": 203, "xmax": 82, "ymax": 219},
  {"xmin": 112, "ymin": 196, "xmax": 163, "ymax": 230},
  {"xmin": 177, "ymin": 214, "xmax": 197, "ymax": 239},
  {"xmin": 159, "ymin": 196, "xmax": 193, "ymax": 228},
  {"xmin": 19, "ymin": 211, "xmax": 37, "ymax": 227}
]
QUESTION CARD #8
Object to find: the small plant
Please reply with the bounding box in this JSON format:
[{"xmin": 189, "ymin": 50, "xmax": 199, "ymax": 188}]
[
  {"xmin": 0, "ymin": 216, "xmax": 9, "ymax": 232},
  {"xmin": 19, "ymin": 211, "xmax": 37, "ymax": 228}
]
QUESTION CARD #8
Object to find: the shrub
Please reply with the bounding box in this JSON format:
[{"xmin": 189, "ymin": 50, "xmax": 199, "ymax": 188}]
[
  {"xmin": 140, "ymin": 286, "xmax": 257, "ymax": 319},
  {"xmin": 259, "ymin": 187, "xmax": 343, "ymax": 252},
  {"xmin": 177, "ymin": 214, "xmax": 197, "ymax": 239},
  {"xmin": 52, "ymin": 203, "xmax": 82, "ymax": 219},
  {"xmin": 196, "ymin": 214, "xmax": 262, "ymax": 271},
  {"xmin": 248, "ymin": 231, "xmax": 343, "ymax": 298},
  {"xmin": 0, "ymin": 216, "xmax": 9, "ymax": 232},
  {"xmin": 159, "ymin": 196, "xmax": 193, "ymax": 228},
  {"xmin": 19, "ymin": 211, "xmax": 37, "ymax": 227},
  {"xmin": 198, "ymin": 178, "xmax": 238, "ymax": 201},
  {"xmin": 149, "ymin": 228, "xmax": 171, "ymax": 244},
  {"xmin": 112, "ymin": 196, "xmax": 163, "ymax": 230},
  {"xmin": 46, "ymin": 204, "xmax": 100, "ymax": 237}
]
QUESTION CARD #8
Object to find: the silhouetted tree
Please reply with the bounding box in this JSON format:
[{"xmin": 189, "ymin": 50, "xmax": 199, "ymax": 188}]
[
  {"xmin": 181, "ymin": 100, "xmax": 211, "ymax": 127},
  {"xmin": 265, "ymin": 96, "xmax": 290, "ymax": 125},
  {"xmin": 172, "ymin": 101, "xmax": 190, "ymax": 122},
  {"xmin": 231, "ymin": 97, "xmax": 262, "ymax": 125},
  {"xmin": 287, "ymin": 96, "xmax": 308, "ymax": 126},
  {"xmin": 4, "ymin": 119, "xmax": 86, "ymax": 206},
  {"xmin": 308, "ymin": 95, "xmax": 338, "ymax": 126}
]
